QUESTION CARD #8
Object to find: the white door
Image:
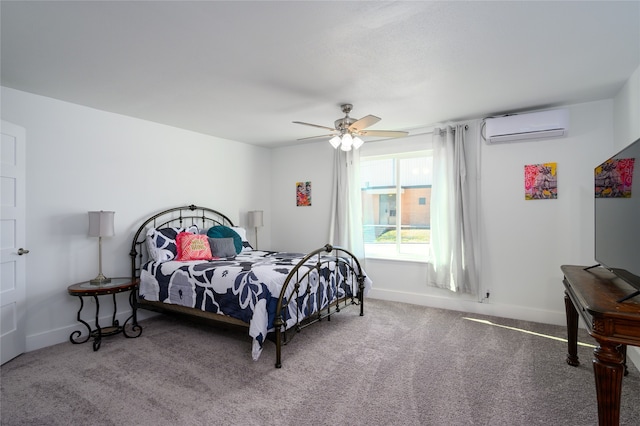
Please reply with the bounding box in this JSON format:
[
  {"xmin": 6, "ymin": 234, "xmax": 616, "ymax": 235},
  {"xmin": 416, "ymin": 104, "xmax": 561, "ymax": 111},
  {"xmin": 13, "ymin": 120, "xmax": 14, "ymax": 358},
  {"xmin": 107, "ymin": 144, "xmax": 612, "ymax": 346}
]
[{"xmin": 1, "ymin": 120, "xmax": 27, "ymax": 364}]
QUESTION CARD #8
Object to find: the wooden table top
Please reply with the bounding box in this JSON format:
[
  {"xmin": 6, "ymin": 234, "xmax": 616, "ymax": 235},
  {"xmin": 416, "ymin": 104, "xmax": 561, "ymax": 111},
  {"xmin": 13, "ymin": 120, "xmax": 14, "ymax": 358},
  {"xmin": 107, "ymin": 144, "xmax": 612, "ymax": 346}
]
[{"xmin": 562, "ymin": 265, "xmax": 640, "ymax": 317}]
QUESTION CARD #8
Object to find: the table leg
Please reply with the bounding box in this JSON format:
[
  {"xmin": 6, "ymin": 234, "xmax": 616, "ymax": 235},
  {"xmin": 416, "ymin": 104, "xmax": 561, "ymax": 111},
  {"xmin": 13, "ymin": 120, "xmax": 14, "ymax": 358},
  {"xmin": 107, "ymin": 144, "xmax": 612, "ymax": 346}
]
[
  {"xmin": 69, "ymin": 296, "xmax": 91, "ymax": 344},
  {"xmin": 593, "ymin": 341, "xmax": 625, "ymax": 426},
  {"xmin": 92, "ymin": 295, "xmax": 102, "ymax": 351},
  {"xmin": 564, "ymin": 291, "xmax": 580, "ymax": 366},
  {"xmin": 619, "ymin": 344, "xmax": 628, "ymax": 376},
  {"xmin": 123, "ymin": 288, "xmax": 142, "ymax": 338},
  {"xmin": 111, "ymin": 293, "xmax": 119, "ymax": 328}
]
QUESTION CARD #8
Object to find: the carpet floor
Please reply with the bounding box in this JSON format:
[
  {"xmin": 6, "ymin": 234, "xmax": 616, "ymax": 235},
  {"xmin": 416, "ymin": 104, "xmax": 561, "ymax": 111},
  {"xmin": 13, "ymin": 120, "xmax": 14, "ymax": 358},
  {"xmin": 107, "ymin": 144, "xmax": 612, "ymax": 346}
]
[{"xmin": 1, "ymin": 298, "xmax": 639, "ymax": 425}]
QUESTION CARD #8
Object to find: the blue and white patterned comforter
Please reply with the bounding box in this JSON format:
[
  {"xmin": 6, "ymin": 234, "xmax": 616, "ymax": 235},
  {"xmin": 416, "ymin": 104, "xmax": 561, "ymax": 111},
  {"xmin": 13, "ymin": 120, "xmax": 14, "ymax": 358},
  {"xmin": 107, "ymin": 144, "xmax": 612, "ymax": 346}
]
[{"xmin": 139, "ymin": 249, "xmax": 372, "ymax": 360}]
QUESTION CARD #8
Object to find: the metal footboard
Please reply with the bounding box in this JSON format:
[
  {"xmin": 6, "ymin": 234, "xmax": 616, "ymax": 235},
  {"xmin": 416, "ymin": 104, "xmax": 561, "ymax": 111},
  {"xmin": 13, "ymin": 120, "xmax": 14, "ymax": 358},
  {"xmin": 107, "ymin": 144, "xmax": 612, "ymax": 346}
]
[{"xmin": 273, "ymin": 244, "xmax": 366, "ymax": 368}]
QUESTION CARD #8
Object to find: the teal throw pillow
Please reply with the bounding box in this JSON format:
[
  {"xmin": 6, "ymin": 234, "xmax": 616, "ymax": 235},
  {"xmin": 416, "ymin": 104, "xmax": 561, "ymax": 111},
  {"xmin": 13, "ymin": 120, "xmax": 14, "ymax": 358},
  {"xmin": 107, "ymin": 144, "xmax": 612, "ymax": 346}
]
[{"xmin": 206, "ymin": 225, "xmax": 242, "ymax": 254}]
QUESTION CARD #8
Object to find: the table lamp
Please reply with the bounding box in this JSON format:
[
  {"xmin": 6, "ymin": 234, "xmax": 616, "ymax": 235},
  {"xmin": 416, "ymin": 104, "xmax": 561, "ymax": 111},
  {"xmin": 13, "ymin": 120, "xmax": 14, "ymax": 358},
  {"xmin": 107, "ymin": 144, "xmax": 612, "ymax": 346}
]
[
  {"xmin": 88, "ymin": 210, "xmax": 115, "ymax": 284},
  {"xmin": 248, "ymin": 210, "xmax": 263, "ymax": 250}
]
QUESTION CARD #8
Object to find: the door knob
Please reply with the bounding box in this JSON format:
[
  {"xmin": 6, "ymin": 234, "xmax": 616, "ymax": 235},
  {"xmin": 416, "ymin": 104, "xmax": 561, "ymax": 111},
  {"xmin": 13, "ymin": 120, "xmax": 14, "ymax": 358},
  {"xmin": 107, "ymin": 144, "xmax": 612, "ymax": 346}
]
[{"xmin": 17, "ymin": 248, "xmax": 30, "ymax": 255}]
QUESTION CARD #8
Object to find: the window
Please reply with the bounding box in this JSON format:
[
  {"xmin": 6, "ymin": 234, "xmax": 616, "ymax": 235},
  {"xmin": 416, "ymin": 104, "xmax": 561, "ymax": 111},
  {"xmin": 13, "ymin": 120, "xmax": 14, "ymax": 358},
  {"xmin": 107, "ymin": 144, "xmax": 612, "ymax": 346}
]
[{"xmin": 360, "ymin": 150, "xmax": 433, "ymax": 261}]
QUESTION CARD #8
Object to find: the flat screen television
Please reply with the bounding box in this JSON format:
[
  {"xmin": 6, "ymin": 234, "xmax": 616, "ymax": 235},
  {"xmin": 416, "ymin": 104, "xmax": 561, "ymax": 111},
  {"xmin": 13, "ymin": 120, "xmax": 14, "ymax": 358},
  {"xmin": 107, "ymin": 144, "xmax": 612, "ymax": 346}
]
[{"xmin": 593, "ymin": 137, "xmax": 640, "ymax": 302}]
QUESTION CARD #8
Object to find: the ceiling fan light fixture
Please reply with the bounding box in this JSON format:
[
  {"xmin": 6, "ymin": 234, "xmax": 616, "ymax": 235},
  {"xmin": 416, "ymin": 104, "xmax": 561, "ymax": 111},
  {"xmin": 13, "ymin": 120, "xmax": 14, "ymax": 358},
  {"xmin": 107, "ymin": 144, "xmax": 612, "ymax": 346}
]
[
  {"xmin": 340, "ymin": 133, "xmax": 353, "ymax": 151},
  {"xmin": 329, "ymin": 135, "xmax": 341, "ymax": 149},
  {"xmin": 342, "ymin": 133, "xmax": 353, "ymax": 146},
  {"xmin": 352, "ymin": 136, "xmax": 364, "ymax": 149},
  {"xmin": 298, "ymin": 103, "xmax": 407, "ymax": 147}
]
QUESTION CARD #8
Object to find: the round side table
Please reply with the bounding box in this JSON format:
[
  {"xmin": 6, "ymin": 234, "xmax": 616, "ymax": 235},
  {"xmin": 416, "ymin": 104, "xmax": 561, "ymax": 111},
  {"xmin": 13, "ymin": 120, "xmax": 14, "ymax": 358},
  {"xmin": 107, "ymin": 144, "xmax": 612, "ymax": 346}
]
[{"xmin": 67, "ymin": 277, "xmax": 142, "ymax": 351}]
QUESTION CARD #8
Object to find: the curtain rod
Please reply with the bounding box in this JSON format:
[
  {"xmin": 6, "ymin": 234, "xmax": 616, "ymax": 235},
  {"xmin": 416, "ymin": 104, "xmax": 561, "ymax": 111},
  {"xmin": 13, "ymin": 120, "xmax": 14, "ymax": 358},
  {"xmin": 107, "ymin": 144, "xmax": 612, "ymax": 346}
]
[{"xmin": 409, "ymin": 124, "xmax": 469, "ymax": 138}]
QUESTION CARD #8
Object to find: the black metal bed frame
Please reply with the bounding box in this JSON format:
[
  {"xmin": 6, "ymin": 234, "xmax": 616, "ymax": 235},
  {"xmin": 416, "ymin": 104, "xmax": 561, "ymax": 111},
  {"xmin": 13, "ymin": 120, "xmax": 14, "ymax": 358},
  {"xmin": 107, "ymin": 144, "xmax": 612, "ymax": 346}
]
[{"xmin": 130, "ymin": 204, "xmax": 366, "ymax": 368}]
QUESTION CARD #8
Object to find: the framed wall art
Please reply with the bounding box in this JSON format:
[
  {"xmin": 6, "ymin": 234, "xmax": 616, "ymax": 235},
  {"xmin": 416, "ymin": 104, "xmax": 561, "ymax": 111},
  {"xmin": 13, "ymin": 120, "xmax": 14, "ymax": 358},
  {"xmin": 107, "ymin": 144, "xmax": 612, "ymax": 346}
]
[
  {"xmin": 296, "ymin": 181, "xmax": 311, "ymax": 206},
  {"xmin": 524, "ymin": 162, "xmax": 557, "ymax": 200},
  {"xmin": 594, "ymin": 158, "xmax": 635, "ymax": 198}
]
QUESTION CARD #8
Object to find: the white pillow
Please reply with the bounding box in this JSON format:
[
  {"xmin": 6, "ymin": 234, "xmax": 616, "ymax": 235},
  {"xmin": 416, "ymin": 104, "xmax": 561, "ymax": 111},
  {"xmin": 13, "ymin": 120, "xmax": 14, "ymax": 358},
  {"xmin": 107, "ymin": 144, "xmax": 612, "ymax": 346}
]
[
  {"xmin": 231, "ymin": 226, "xmax": 255, "ymax": 252},
  {"xmin": 231, "ymin": 226, "xmax": 247, "ymax": 242}
]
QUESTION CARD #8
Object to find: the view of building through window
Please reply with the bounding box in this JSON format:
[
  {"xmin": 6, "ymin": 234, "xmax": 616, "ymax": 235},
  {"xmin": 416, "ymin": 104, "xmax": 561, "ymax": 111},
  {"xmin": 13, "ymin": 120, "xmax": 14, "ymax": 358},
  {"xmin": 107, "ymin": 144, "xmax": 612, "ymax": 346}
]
[{"xmin": 360, "ymin": 151, "xmax": 433, "ymax": 260}]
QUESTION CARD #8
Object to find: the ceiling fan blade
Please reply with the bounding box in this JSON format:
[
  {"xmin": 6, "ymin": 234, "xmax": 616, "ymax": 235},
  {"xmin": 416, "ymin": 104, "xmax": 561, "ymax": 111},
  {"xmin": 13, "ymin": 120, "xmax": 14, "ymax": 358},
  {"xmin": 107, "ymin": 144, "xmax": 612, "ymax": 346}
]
[
  {"xmin": 292, "ymin": 121, "xmax": 336, "ymax": 132},
  {"xmin": 348, "ymin": 115, "xmax": 381, "ymax": 132},
  {"xmin": 297, "ymin": 133, "xmax": 337, "ymax": 141},
  {"xmin": 358, "ymin": 130, "xmax": 409, "ymax": 138}
]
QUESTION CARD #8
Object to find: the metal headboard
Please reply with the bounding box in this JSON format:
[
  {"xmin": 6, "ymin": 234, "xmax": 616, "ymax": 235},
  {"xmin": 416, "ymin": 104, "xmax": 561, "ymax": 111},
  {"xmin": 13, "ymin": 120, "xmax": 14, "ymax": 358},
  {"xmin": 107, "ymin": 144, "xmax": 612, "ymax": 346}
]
[{"xmin": 130, "ymin": 204, "xmax": 234, "ymax": 280}]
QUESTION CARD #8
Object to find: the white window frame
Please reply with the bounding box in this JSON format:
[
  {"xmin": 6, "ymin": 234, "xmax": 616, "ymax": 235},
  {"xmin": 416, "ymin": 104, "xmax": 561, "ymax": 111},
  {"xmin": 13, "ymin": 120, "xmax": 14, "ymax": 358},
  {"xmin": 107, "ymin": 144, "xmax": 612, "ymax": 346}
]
[{"xmin": 360, "ymin": 149, "xmax": 433, "ymax": 262}]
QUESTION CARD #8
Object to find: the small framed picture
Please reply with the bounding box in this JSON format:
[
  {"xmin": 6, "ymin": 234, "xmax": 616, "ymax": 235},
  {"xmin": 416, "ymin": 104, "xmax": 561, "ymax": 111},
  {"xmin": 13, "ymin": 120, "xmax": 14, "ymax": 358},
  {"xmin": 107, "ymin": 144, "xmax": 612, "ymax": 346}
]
[
  {"xmin": 525, "ymin": 162, "xmax": 557, "ymax": 200},
  {"xmin": 296, "ymin": 181, "xmax": 311, "ymax": 206}
]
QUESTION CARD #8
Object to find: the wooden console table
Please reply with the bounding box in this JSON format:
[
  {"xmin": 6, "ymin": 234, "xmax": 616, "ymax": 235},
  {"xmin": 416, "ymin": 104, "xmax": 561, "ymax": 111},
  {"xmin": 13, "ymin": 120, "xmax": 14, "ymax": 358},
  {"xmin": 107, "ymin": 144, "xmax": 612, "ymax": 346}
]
[{"xmin": 562, "ymin": 265, "xmax": 640, "ymax": 426}]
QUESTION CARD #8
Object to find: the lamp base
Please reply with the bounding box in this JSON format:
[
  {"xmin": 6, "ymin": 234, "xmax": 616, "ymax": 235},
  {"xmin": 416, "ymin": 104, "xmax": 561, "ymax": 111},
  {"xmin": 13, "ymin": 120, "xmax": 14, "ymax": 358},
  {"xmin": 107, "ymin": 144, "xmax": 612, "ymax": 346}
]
[
  {"xmin": 254, "ymin": 226, "xmax": 259, "ymax": 250},
  {"xmin": 90, "ymin": 273, "xmax": 111, "ymax": 285}
]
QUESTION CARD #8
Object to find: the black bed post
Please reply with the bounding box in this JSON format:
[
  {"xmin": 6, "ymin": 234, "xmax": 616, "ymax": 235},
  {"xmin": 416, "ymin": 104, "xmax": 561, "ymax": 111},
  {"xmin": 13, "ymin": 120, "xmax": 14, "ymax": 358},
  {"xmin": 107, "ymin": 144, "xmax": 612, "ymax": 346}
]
[
  {"xmin": 129, "ymin": 247, "xmax": 138, "ymax": 282},
  {"xmin": 359, "ymin": 274, "xmax": 365, "ymax": 316},
  {"xmin": 274, "ymin": 316, "xmax": 283, "ymax": 368}
]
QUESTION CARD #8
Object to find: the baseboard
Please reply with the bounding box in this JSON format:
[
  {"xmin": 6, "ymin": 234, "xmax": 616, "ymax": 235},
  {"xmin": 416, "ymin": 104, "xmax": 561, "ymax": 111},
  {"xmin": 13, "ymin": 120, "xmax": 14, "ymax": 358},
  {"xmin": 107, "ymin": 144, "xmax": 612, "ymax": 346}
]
[
  {"xmin": 25, "ymin": 309, "xmax": 157, "ymax": 353},
  {"xmin": 368, "ymin": 288, "xmax": 567, "ymax": 325},
  {"xmin": 628, "ymin": 346, "xmax": 640, "ymax": 370}
]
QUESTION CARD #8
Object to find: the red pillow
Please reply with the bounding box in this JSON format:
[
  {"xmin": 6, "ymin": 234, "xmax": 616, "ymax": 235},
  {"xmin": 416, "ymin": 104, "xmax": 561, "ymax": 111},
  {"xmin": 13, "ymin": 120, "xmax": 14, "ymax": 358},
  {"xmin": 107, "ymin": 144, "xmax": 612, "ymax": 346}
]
[{"xmin": 176, "ymin": 232, "xmax": 213, "ymax": 261}]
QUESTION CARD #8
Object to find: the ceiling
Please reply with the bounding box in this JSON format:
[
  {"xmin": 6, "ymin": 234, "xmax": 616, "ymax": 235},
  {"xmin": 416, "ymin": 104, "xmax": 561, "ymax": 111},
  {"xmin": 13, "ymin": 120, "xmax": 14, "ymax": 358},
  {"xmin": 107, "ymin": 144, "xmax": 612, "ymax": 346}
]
[{"xmin": 2, "ymin": 1, "xmax": 639, "ymax": 148}]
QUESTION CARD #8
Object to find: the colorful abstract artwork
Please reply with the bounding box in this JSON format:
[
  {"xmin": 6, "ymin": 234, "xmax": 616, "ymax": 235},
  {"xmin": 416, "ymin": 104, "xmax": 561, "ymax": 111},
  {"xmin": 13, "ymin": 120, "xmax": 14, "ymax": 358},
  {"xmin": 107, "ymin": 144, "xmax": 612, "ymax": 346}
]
[
  {"xmin": 524, "ymin": 162, "xmax": 557, "ymax": 200},
  {"xmin": 296, "ymin": 181, "xmax": 311, "ymax": 206},
  {"xmin": 594, "ymin": 158, "xmax": 635, "ymax": 198}
]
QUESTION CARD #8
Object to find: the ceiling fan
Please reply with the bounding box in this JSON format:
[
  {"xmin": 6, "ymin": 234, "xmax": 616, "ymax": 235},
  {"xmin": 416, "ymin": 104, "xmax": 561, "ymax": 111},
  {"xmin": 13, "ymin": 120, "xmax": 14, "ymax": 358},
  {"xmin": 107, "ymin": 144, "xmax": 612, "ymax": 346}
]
[{"xmin": 293, "ymin": 104, "xmax": 408, "ymax": 150}]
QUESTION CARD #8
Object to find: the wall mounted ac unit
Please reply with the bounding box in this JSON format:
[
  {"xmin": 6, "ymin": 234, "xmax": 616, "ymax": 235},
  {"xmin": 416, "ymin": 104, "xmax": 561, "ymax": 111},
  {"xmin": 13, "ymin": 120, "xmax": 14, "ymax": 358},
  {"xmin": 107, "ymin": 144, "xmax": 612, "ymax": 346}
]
[{"xmin": 485, "ymin": 109, "xmax": 569, "ymax": 143}]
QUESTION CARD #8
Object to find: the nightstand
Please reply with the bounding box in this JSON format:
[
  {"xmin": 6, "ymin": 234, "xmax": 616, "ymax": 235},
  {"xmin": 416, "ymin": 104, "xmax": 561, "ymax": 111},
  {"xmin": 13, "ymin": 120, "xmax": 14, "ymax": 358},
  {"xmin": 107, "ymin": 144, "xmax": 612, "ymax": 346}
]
[{"xmin": 67, "ymin": 277, "xmax": 142, "ymax": 351}]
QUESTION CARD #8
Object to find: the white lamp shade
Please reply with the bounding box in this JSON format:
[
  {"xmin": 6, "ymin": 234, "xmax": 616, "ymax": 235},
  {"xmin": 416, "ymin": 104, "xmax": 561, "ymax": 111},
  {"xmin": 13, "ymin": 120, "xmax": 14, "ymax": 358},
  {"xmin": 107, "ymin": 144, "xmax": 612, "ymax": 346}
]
[
  {"xmin": 329, "ymin": 136, "xmax": 341, "ymax": 149},
  {"xmin": 88, "ymin": 211, "xmax": 115, "ymax": 237},
  {"xmin": 341, "ymin": 133, "xmax": 353, "ymax": 146},
  {"xmin": 353, "ymin": 136, "xmax": 364, "ymax": 149},
  {"xmin": 248, "ymin": 210, "xmax": 264, "ymax": 228},
  {"xmin": 340, "ymin": 133, "xmax": 353, "ymax": 151}
]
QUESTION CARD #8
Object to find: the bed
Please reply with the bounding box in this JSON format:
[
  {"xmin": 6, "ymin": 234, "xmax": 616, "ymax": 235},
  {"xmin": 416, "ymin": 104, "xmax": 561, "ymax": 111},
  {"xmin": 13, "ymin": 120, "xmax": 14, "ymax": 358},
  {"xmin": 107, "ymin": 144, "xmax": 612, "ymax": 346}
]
[{"xmin": 130, "ymin": 204, "xmax": 371, "ymax": 367}]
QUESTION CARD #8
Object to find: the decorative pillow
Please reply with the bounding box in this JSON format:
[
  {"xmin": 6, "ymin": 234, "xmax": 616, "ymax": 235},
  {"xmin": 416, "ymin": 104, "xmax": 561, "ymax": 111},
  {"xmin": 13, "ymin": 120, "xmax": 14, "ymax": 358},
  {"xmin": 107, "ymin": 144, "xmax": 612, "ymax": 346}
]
[
  {"xmin": 176, "ymin": 232, "xmax": 213, "ymax": 261},
  {"xmin": 206, "ymin": 225, "xmax": 242, "ymax": 254},
  {"xmin": 208, "ymin": 237, "xmax": 237, "ymax": 258},
  {"xmin": 146, "ymin": 225, "xmax": 198, "ymax": 262}
]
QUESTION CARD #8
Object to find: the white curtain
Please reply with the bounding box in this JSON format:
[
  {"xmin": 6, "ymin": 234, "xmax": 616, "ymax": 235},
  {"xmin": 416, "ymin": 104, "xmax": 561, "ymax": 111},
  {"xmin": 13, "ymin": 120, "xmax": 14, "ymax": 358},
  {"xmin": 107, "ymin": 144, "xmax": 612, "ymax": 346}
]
[
  {"xmin": 427, "ymin": 124, "xmax": 478, "ymax": 295},
  {"xmin": 329, "ymin": 148, "xmax": 364, "ymax": 258}
]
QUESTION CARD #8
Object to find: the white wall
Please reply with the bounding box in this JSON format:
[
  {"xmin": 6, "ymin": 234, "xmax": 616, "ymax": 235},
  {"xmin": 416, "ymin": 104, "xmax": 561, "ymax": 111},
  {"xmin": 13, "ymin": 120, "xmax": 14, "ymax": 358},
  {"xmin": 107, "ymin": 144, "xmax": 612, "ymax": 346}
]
[
  {"xmin": 614, "ymin": 64, "xmax": 640, "ymax": 151},
  {"xmin": 271, "ymin": 100, "xmax": 615, "ymax": 325},
  {"xmin": 1, "ymin": 87, "xmax": 272, "ymax": 351},
  {"xmin": 478, "ymin": 100, "xmax": 614, "ymax": 322},
  {"xmin": 270, "ymin": 141, "xmax": 336, "ymax": 252}
]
